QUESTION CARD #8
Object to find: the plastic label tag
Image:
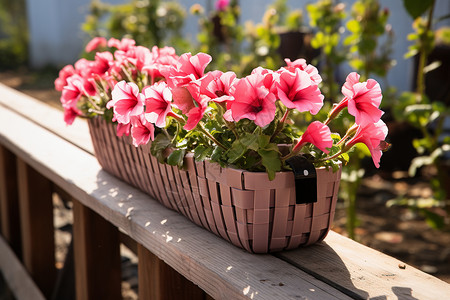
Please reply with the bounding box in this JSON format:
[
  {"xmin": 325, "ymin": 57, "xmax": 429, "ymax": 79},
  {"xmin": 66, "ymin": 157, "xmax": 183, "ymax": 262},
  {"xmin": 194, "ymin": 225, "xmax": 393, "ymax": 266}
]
[{"xmin": 286, "ymin": 155, "xmax": 317, "ymax": 204}]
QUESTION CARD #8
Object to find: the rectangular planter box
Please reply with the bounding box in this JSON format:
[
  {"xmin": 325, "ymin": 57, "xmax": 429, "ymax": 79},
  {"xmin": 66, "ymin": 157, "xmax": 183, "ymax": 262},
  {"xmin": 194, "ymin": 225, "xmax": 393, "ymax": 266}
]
[{"xmin": 88, "ymin": 117, "xmax": 341, "ymax": 253}]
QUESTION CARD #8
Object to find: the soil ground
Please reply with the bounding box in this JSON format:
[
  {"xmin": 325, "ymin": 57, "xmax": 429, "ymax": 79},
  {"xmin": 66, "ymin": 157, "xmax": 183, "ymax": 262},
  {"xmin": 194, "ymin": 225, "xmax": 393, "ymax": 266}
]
[{"xmin": 1, "ymin": 69, "xmax": 449, "ymax": 298}]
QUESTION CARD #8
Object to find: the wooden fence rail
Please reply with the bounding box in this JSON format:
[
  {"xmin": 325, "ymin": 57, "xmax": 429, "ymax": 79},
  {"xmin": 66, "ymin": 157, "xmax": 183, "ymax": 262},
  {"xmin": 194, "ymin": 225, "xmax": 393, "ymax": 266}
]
[{"xmin": 1, "ymin": 83, "xmax": 450, "ymax": 299}]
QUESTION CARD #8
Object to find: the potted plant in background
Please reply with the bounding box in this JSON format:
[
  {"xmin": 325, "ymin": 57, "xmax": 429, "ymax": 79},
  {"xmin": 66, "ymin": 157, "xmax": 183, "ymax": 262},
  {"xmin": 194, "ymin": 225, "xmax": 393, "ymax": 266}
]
[{"xmin": 55, "ymin": 37, "xmax": 389, "ymax": 253}]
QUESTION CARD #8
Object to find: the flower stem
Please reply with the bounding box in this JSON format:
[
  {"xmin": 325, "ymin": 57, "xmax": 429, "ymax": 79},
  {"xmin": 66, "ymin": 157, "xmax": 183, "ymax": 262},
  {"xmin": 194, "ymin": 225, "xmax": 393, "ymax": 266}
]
[
  {"xmin": 271, "ymin": 108, "xmax": 291, "ymax": 142},
  {"xmin": 317, "ymin": 150, "xmax": 344, "ymax": 162},
  {"xmin": 416, "ymin": 1, "xmax": 435, "ymax": 97},
  {"xmin": 198, "ymin": 123, "xmax": 228, "ymax": 150}
]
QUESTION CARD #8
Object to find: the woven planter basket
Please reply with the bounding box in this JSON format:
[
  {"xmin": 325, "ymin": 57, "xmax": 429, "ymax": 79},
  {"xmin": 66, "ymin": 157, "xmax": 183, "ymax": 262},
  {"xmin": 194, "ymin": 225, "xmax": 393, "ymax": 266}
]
[{"xmin": 88, "ymin": 117, "xmax": 342, "ymax": 253}]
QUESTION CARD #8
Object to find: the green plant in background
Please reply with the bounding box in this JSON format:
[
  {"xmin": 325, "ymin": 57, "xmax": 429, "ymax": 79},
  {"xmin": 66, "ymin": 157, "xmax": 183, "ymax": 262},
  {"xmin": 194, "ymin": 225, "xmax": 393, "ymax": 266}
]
[
  {"xmin": 344, "ymin": 0, "xmax": 394, "ymax": 81},
  {"xmin": 190, "ymin": 0, "xmax": 245, "ymax": 75},
  {"xmin": 339, "ymin": 0, "xmax": 394, "ymax": 239},
  {"xmin": 191, "ymin": 0, "xmax": 305, "ymax": 77},
  {"xmin": 0, "ymin": 0, "xmax": 28, "ymax": 69},
  {"xmin": 243, "ymin": 0, "xmax": 306, "ymax": 75},
  {"xmin": 390, "ymin": 0, "xmax": 450, "ymax": 229},
  {"xmin": 82, "ymin": 0, "xmax": 190, "ymax": 53},
  {"xmin": 306, "ymin": 0, "xmax": 346, "ymax": 101}
]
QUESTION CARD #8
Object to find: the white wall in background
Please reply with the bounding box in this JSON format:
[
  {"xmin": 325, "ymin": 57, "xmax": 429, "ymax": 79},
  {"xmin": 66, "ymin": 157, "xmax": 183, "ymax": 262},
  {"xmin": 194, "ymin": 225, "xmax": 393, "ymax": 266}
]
[{"xmin": 26, "ymin": 0, "xmax": 450, "ymax": 92}]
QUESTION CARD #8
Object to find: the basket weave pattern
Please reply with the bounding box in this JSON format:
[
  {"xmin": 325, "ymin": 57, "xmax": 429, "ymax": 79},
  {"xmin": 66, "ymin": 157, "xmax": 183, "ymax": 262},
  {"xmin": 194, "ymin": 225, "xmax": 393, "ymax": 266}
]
[{"xmin": 88, "ymin": 118, "xmax": 342, "ymax": 253}]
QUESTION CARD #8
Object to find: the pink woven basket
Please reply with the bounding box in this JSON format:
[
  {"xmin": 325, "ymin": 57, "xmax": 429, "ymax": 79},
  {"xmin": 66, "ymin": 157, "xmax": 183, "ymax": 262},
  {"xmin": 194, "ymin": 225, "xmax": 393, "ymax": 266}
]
[{"xmin": 88, "ymin": 117, "xmax": 342, "ymax": 253}]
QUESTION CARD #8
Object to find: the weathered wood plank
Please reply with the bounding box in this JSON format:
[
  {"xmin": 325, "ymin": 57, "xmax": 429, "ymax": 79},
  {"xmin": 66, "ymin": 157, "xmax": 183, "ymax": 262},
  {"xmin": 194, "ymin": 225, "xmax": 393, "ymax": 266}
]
[
  {"xmin": 72, "ymin": 199, "xmax": 122, "ymax": 300},
  {"xmin": 0, "ymin": 145, "xmax": 21, "ymax": 255},
  {"xmin": 16, "ymin": 158, "xmax": 56, "ymax": 298},
  {"xmin": 137, "ymin": 243, "xmax": 206, "ymax": 299},
  {"xmin": 277, "ymin": 230, "xmax": 450, "ymax": 299},
  {"xmin": 0, "ymin": 83, "xmax": 93, "ymax": 153},
  {"xmin": 0, "ymin": 103, "xmax": 352, "ymax": 299},
  {"xmin": 0, "ymin": 235, "xmax": 46, "ymax": 300}
]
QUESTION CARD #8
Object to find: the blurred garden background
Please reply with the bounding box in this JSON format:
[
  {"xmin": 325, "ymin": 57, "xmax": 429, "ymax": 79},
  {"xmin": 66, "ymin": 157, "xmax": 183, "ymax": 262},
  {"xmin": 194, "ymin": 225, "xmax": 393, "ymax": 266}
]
[{"xmin": 1, "ymin": 0, "xmax": 450, "ymax": 286}]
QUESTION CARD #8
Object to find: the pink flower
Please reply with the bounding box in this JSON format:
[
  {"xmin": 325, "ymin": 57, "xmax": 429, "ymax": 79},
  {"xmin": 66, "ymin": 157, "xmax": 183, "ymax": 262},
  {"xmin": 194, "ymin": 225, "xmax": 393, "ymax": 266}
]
[
  {"xmin": 63, "ymin": 106, "xmax": 82, "ymax": 125},
  {"xmin": 107, "ymin": 81, "xmax": 145, "ymax": 124},
  {"xmin": 107, "ymin": 37, "xmax": 136, "ymax": 51},
  {"xmin": 330, "ymin": 72, "xmax": 383, "ymax": 126},
  {"xmin": 215, "ymin": 0, "xmax": 230, "ymax": 11},
  {"xmin": 116, "ymin": 122, "xmax": 131, "ymax": 137},
  {"xmin": 195, "ymin": 70, "xmax": 236, "ymax": 102},
  {"xmin": 184, "ymin": 95, "xmax": 209, "ymax": 130},
  {"xmin": 90, "ymin": 51, "xmax": 113, "ymax": 75},
  {"xmin": 85, "ymin": 37, "xmax": 107, "ymax": 53},
  {"xmin": 60, "ymin": 74, "xmax": 96, "ymax": 110},
  {"xmin": 163, "ymin": 52, "xmax": 212, "ymax": 88},
  {"xmin": 276, "ymin": 69, "xmax": 324, "ymax": 115},
  {"xmin": 142, "ymin": 46, "xmax": 179, "ymax": 80},
  {"xmin": 292, "ymin": 121, "xmax": 332, "ymax": 153},
  {"xmin": 128, "ymin": 46, "xmax": 152, "ymax": 71},
  {"xmin": 171, "ymin": 87, "xmax": 196, "ymax": 114},
  {"xmin": 143, "ymin": 82, "xmax": 173, "ymax": 128},
  {"xmin": 228, "ymin": 72, "xmax": 276, "ymax": 127},
  {"xmin": 55, "ymin": 65, "xmax": 76, "ymax": 91},
  {"xmin": 251, "ymin": 67, "xmax": 278, "ymax": 93},
  {"xmin": 344, "ymin": 120, "xmax": 389, "ymax": 168},
  {"xmin": 130, "ymin": 115, "xmax": 155, "ymax": 147},
  {"xmin": 283, "ymin": 58, "xmax": 322, "ymax": 84}
]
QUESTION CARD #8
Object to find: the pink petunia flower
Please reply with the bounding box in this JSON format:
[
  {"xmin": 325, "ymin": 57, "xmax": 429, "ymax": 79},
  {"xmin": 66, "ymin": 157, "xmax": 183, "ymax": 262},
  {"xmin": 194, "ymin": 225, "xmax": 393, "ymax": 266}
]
[
  {"xmin": 90, "ymin": 51, "xmax": 114, "ymax": 75},
  {"xmin": 171, "ymin": 86, "xmax": 196, "ymax": 114},
  {"xmin": 107, "ymin": 81, "xmax": 145, "ymax": 124},
  {"xmin": 184, "ymin": 95, "xmax": 210, "ymax": 130},
  {"xmin": 215, "ymin": 0, "xmax": 230, "ymax": 11},
  {"xmin": 107, "ymin": 37, "xmax": 136, "ymax": 51},
  {"xmin": 276, "ymin": 68, "xmax": 324, "ymax": 115},
  {"xmin": 85, "ymin": 37, "xmax": 107, "ymax": 53},
  {"xmin": 163, "ymin": 52, "xmax": 212, "ymax": 88},
  {"xmin": 116, "ymin": 122, "xmax": 131, "ymax": 137},
  {"xmin": 130, "ymin": 115, "xmax": 155, "ymax": 147},
  {"xmin": 329, "ymin": 72, "xmax": 383, "ymax": 126},
  {"xmin": 344, "ymin": 120, "xmax": 389, "ymax": 168},
  {"xmin": 60, "ymin": 74, "xmax": 96, "ymax": 110},
  {"xmin": 292, "ymin": 121, "xmax": 332, "ymax": 153},
  {"xmin": 143, "ymin": 81, "xmax": 174, "ymax": 128},
  {"xmin": 195, "ymin": 70, "xmax": 236, "ymax": 103},
  {"xmin": 142, "ymin": 46, "xmax": 179, "ymax": 80},
  {"xmin": 283, "ymin": 58, "xmax": 322, "ymax": 85},
  {"xmin": 228, "ymin": 72, "xmax": 276, "ymax": 127},
  {"xmin": 55, "ymin": 65, "xmax": 76, "ymax": 91},
  {"xmin": 63, "ymin": 106, "xmax": 82, "ymax": 126}
]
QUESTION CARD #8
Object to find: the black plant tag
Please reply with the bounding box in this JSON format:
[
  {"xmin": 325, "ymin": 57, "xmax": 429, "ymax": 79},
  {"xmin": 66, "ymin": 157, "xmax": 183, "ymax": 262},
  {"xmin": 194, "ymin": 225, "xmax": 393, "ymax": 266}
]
[{"xmin": 286, "ymin": 156, "xmax": 317, "ymax": 204}]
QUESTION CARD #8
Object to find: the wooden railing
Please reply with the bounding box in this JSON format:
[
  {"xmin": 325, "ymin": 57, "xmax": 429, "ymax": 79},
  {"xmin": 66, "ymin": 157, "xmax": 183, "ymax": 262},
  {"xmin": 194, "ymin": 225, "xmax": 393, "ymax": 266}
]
[{"xmin": 1, "ymin": 83, "xmax": 450, "ymax": 300}]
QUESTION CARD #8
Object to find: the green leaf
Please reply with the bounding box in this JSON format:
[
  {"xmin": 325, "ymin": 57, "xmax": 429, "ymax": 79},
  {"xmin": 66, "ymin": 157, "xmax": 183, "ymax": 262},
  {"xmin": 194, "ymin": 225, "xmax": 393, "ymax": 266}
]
[
  {"xmin": 150, "ymin": 133, "xmax": 172, "ymax": 163},
  {"xmin": 226, "ymin": 140, "xmax": 247, "ymax": 164},
  {"xmin": 258, "ymin": 148, "xmax": 282, "ymax": 181},
  {"xmin": 402, "ymin": 0, "xmax": 434, "ymax": 19},
  {"xmin": 421, "ymin": 208, "xmax": 445, "ymax": 229},
  {"xmin": 257, "ymin": 134, "xmax": 271, "ymax": 148},
  {"xmin": 346, "ymin": 19, "xmax": 360, "ymax": 33},
  {"xmin": 211, "ymin": 146, "xmax": 225, "ymax": 163},
  {"xmin": 167, "ymin": 149, "xmax": 186, "ymax": 167},
  {"xmin": 240, "ymin": 133, "xmax": 259, "ymax": 151},
  {"xmin": 194, "ymin": 145, "xmax": 213, "ymax": 161}
]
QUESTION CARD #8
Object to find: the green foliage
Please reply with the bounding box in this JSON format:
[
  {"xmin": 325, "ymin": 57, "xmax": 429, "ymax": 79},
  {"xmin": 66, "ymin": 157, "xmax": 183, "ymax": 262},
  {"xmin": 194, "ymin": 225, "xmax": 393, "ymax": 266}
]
[
  {"xmin": 391, "ymin": 0, "xmax": 450, "ymax": 228},
  {"xmin": 402, "ymin": 0, "xmax": 434, "ymax": 19},
  {"xmin": 150, "ymin": 133, "xmax": 172, "ymax": 163},
  {"xmin": 82, "ymin": 0, "xmax": 190, "ymax": 52},
  {"xmin": 405, "ymin": 17, "xmax": 435, "ymax": 59},
  {"xmin": 344, "ymin": 0, "xmax": 394, "ymax": 79},
  {"xmin": 0, "ymin": 0, "xmax": 28, "ymax": 69},
  {"xmin": 167, "ymin": 149, "xmax": 186, "ymax": 167},
  {"xmin": 306, "ymin": 0, "xmax": 346, "ymax": 100}
]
